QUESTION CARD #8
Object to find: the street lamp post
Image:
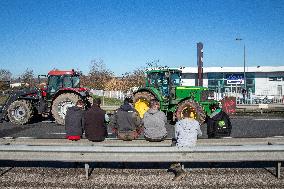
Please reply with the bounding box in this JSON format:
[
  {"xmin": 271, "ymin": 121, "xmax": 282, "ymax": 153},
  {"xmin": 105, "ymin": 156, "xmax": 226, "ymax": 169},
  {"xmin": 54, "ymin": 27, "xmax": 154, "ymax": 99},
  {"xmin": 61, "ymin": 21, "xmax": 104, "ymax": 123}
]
[{"xmin": 236, "ymin": 38, "xmax": 246, "ymax": 91}]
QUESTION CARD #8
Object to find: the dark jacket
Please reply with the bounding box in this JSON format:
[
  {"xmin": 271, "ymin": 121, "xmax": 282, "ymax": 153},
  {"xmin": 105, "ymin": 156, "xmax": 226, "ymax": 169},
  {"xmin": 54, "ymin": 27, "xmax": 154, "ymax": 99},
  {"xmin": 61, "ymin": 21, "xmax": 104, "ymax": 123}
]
[
  {"xmin": 65, "ymin": 106, "xmax": 84, "ymax": 137},
  {"xmin": 206, "ymin": 109, "xmax": 232, "ymax": 138},
  {"xmin": 109, "ymin": 103, "xmax": 142, "ymax": 132},
  {"xmin": 84, "ymin": 104, "xmax": 107, "ymax": 141}
]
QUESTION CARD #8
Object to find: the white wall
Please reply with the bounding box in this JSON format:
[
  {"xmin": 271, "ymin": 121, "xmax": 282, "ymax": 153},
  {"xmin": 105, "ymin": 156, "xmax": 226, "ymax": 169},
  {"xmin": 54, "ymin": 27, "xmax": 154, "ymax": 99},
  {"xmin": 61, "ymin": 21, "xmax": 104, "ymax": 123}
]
[
  {"xmin": 180, "ymin": 73, "xmax": 209, "ymax": 87},
  {"xmin": 180, "ymin": 69, "xmax": 284, "ymax": 96},
  {"xmin": 255, "ymin": 73, "xmax": 284, "ymax": 96},
  {"xmin": 181, "ymin": 79, "xmax": 195, "ymax": 86}
]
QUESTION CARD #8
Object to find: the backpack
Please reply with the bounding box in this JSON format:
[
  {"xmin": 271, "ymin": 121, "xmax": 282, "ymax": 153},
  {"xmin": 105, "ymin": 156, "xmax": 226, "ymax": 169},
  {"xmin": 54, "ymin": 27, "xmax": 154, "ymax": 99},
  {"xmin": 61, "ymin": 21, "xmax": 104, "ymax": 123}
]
[{"xmin": 214, "ymin": 111, "xmax": 232, "ymax": 137}]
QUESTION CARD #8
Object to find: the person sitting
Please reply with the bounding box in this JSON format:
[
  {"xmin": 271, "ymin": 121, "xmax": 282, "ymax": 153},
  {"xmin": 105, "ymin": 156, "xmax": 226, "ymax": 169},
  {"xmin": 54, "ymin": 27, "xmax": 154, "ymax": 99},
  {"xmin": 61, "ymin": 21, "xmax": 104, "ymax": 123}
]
[
  {"xmin": 65, "ymin": 100, "xmax": 85, "ymax": 141},
  {"xmin": 84, "ymin": 98, "xmax": 108, "ymax": 142},
  {"xmin": 206, "ymin": 103, "xmax": 232, "ymax": 138},
  {"xmin": 109, "ymin": 96, "xmax": 142, "ymax": 141},
  {"xmin": 170, "ymin": 108, "xmax": 202, "ymax": 181},
  {"xmin": 143, "ymin": 99, "xmax": 167, "ymax": 142}
]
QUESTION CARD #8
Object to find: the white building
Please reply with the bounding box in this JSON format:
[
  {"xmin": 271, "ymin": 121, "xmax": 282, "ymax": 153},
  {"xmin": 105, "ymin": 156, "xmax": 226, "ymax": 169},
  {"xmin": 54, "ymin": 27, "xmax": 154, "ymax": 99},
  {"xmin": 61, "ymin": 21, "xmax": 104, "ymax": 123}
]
[{"xmin": 181, "ymin": 66, "xmax": 284, "ymax": 97}]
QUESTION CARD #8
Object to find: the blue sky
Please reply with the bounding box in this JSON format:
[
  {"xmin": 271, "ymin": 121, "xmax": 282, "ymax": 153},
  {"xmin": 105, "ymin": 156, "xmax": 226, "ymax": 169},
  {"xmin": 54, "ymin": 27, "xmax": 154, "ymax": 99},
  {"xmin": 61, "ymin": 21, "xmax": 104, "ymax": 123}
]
[{"xmin": 0, "ymin": 0, "xmax": 283, "ymax": 77}]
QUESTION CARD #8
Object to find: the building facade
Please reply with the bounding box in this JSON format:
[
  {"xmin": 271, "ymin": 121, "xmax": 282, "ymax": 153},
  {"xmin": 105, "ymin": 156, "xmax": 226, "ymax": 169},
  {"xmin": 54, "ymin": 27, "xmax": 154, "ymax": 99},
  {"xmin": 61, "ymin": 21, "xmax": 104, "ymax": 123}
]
[{"xmin": 181, "ymin": 66, "xmax": 284, "ymax": 97}]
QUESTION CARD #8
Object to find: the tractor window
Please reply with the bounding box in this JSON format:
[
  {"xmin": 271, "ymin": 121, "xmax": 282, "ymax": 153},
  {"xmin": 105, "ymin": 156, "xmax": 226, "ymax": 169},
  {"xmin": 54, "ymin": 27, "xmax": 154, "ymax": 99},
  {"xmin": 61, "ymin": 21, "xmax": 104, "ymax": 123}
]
[
  {"xmin": 48, "ymin": 76, "xmax": 62, "ymax": 93},
  {"xmin": 72, "ymin": 76, "xmax": 80, "ymax": 88},
  {"xmin": 63, "ymin": 76, "xmax": 73, "ymax": 88},
  {"xmin": 170, "ymin": 72, "xmax": 181, "ymax": 86},
  {"xmin": 62, "ymin": 75, "xmax": 80, "ymax": 88}
]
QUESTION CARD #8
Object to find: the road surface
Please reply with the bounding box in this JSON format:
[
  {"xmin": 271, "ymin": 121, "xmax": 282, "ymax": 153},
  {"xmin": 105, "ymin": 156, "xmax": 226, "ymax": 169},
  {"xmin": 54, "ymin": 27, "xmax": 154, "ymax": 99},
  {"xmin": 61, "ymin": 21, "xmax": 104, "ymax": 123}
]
[{"xmin": 0, "ymin": 114, "xmax": 284, "ymax": 139}]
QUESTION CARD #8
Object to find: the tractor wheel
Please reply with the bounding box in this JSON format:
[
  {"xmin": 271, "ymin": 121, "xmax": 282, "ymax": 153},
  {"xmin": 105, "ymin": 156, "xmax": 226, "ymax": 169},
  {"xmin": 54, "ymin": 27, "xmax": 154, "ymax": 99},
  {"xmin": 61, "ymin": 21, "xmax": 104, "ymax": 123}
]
[
  {"xmin": 7, "ymin": 100, "xmax": 33, "ymax": 125},
  {"xmin": 52, "ymin": 93, "xmax": 80, "ymax": 125},
  {"xmin": 133, "ymin": 91, "xmax": 156, "ymax": 118},
  {"xmin": 175, "ymin": 100, "xmax": 206, "ymax": 124}
]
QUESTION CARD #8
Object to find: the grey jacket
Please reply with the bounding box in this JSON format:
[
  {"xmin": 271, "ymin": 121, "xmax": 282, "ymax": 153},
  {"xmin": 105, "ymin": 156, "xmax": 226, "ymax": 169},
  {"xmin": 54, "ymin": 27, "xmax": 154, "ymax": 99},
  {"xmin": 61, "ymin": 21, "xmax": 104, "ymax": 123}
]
[
  {"xmin": 109, "ymin": 103, "xmax": 142, "ymax": 132},
  {"xmin": 143, "ymin": 109, "xmax": 167, "ymax": 139},
  {"xmin": 175, "ymin": 118, "xmax": 202, "ymax": 147}
]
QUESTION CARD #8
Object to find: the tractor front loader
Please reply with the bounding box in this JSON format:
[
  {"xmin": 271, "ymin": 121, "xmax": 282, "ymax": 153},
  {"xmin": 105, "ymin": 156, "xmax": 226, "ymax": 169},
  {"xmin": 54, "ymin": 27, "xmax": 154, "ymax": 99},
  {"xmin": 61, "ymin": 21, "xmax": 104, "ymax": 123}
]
[{"xmin": 0, "ymin": 69, "xmax": 92, "ymax": 125}]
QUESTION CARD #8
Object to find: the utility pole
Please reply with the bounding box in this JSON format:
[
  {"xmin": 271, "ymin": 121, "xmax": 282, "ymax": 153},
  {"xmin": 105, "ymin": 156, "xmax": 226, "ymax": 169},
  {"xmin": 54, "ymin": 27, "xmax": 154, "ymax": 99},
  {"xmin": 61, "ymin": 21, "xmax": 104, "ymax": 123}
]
[
  {"xmin": 197, "ymin": 42, "xmax": 203, "ymax": 86},
  {"xmin": 236, "ymin": 38, "xmax": 246, "ymax": 90}
]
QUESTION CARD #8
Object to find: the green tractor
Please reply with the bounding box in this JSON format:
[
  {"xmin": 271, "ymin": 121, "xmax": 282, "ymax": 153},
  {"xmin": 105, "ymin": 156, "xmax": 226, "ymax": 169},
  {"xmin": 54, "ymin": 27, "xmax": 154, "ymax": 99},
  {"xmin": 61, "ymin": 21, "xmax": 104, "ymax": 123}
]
[{"xmin": 133, "ymin": 68, "xmax": 216, "ymax": 123}]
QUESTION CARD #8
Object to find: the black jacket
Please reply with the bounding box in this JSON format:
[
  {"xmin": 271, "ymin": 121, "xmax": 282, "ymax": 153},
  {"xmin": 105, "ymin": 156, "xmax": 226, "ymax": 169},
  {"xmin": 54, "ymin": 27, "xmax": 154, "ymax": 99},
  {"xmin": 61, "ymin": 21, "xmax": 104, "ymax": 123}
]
[
  {"xmin": 65, "ymin": 106, "xmax": 84, "ymax": 137},
  {"xmin": 84, "ymin": 104, "xmax": 107, "ymax": 141},
  {"xmin": 109, "ymin": 103, "xmax": 142, "ymax": 132}
]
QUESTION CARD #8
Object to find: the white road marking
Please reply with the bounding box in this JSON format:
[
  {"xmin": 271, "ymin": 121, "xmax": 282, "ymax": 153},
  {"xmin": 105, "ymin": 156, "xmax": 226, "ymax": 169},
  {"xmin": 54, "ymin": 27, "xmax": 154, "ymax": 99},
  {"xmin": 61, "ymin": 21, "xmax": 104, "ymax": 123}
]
[
  {"xmin": 50, "ymin": 132, "xmax": 114, "ymax": 135},
  {"xmin": 17, "ymin": 137, "xmax": 36, "ymax": 139},
  {"xmin": 42, "ymin": 121, "xmax": 55, "ymax": 123},
  {"xmin": 253, "ymin": 118, "xmax": 284, "ymax": 121}
]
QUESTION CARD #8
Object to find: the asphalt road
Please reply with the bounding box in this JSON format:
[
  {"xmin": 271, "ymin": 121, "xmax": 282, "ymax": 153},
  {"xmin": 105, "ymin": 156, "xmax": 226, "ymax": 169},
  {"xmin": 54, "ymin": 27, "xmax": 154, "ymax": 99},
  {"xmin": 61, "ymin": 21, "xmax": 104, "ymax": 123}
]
[
  {"xmin": 1, "ymin": 114, "xmax": 284, "ymax": 188},
  {"xmin": 0, "ymin": 114, "xmax": 284, "ymax": 139}
]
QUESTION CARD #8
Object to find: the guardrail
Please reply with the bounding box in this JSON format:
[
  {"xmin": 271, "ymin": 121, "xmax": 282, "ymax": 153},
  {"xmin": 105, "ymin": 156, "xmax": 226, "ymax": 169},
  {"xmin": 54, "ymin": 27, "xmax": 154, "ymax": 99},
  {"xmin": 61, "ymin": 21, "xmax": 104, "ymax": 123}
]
[
  {"xmin": 0, "ymin": 138, "xmax": 283, "ymax": 179},
  {"xmin": 101, "ymin": 104, "xmax": 284, "ymax": 113}
]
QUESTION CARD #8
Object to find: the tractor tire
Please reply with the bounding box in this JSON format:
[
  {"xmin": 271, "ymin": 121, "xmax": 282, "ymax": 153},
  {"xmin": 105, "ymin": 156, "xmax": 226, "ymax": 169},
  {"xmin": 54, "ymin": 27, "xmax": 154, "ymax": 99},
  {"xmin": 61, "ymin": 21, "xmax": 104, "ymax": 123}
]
[
  {"xmin": 175, "ymin": 100, "xmax": 206, "ymax": 124},
  {"xmin": 133, "ymin": 91, "xmax": 156, "ymax": 118},
  {"xmin": 52, "ymin": 93, "xmax": 81, "ymax": 125},
  {"xmin": 7, "ymin": 100, "xmax": 33, "ymax": 125}
]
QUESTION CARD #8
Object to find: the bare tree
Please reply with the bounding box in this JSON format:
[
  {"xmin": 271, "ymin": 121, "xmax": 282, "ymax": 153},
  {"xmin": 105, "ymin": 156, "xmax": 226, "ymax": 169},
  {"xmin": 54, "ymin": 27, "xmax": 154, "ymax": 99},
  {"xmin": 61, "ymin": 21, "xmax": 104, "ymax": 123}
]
[
  {"xmin": 87, "ymin": 59, "xmax": 114, "ymax": 90},
  {"xmin": 0, "ymin": 69, "xmax": 12, "ymax": 91},
  {"xmin": 120, "ymin": 68, "xmax": 145, "ymax": 92},
  {"xmin": 0, "ymin": 69, "xmax": 12, "ymax": 81},
  {"xmin": 21, "ymin": 68, "xmax": 35, "ymax": 87}
]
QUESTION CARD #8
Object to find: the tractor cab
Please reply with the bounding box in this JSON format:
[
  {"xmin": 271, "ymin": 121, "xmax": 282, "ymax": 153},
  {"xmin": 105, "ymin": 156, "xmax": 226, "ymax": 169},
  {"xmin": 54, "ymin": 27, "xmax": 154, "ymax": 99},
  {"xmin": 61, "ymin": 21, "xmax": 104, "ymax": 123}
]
[
  {"xmin": 47, "ymin": 70, "xmax": 81, "ymax": 98},
  {"xmin": 146, "ymin": 69, "xmax": 181, "ymax": 99}
]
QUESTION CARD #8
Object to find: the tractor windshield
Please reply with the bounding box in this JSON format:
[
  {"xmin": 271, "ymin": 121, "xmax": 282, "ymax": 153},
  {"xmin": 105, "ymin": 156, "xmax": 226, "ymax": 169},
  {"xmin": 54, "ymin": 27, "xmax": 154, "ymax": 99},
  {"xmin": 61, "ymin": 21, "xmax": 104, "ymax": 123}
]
[{"xmin": 48, "ymin": 75, "xmax": 80, "ymax": 93}]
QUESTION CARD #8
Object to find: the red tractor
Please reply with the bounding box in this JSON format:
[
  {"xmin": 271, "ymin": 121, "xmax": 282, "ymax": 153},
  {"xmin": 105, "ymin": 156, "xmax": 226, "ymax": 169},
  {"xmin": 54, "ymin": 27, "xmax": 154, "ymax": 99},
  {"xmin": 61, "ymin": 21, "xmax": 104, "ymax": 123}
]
[{"xmin": 0, "ymin": 69, "xmax": 91, "ymax": 125}]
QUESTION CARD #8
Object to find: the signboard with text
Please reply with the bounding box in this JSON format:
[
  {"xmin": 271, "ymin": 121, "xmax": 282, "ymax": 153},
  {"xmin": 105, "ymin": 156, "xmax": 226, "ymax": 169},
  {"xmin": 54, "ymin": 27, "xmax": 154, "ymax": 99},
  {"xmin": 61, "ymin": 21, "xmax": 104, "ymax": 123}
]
[{"xmin": 226, "ymin": 74, "xmax": 244, "ymax": 84}]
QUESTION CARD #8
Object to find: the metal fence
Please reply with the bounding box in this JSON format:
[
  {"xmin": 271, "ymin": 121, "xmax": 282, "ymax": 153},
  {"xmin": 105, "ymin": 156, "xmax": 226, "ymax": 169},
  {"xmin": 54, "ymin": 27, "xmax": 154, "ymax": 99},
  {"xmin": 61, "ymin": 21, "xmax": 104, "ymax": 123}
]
[
  {"xmin": 90, "ymin": 89, "xmax": 132, "ymax": 100},
  {"xmin": 90, "ymin": 89, "xmax": 284, "ymax": 105},
  {"xmin": 214, "ymin": 92, "xmax": 284, "ymax": 104}
]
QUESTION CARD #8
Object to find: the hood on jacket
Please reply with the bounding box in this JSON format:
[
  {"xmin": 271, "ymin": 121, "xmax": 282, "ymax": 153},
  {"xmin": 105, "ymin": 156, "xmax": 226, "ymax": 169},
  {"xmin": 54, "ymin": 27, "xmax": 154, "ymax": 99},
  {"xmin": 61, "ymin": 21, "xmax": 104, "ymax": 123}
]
[
  {"xmin": 147, "ymin": 108, "xmax": 159, "ymax": 115},
  {"xmin": 68, "ymin": 106, "xmax": 82, "ymax": 112},
  {"xmin": 119, "ymin": 102, "xmax": 135, "ymax": 112},
  {"xmin": 211, "ymin": 110, "xmax": 225, "ymax": 121}
]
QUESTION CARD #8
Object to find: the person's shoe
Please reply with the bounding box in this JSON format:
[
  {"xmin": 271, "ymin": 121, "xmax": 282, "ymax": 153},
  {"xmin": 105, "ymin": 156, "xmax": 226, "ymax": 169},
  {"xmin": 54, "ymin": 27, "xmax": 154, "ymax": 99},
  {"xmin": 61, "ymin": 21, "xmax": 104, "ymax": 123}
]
[
  {"xmin": 171, "ymin": 138, "xmax": 177, "ymax": 146},
  {"xmin": 170, "ymin": 163, "xmax": 181, "ymax": 170},
  {"xmin": 172, "ymin": 169, "xmax": 186, "ymax": 181}
]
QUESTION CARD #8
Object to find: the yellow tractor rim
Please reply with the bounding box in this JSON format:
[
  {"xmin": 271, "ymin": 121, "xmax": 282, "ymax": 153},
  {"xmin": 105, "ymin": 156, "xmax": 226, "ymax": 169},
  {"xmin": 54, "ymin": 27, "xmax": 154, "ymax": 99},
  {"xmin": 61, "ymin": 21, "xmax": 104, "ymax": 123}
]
[
  {"xmin": 134, "ymin": 99, "xmax": 150, "ymax": 118},
  {"xmin": 180, "ymin": 107, "xmax": 198, "ymax": 120}
]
